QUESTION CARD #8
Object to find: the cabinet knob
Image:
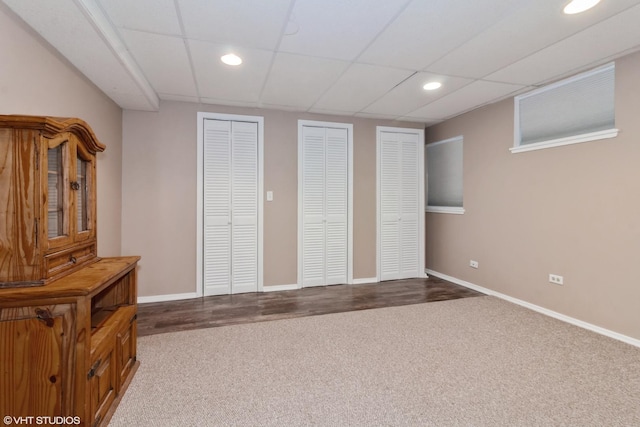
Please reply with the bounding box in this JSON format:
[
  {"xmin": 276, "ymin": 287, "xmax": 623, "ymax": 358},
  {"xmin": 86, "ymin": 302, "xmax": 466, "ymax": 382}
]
[
  {"xmin": 70, "ymin": 256, "xmax": 77, "ymax": 264},
  {"xmin": 70, "ymin": 181, "xmax": 80, "ymax": 190}
]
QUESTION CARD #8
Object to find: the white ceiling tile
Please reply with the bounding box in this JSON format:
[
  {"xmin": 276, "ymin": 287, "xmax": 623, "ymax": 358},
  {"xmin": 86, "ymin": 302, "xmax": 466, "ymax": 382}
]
[
  {"xmin": 189, "ymin": 39, "xmax": 273, "ymax": 102},
  {"xmin": 407, "ymin": 80, "xmax": 524, "ymax": 120},
  {"xmin": 200, "ymin": 98, "xmax": 259, "ymax": 108},
  {"xmin": 358, "ymin": 0, "xmax": 527, "ymax": 70},
  {"xmin": 6, "ymin": 0, "xmax": 640, "ymax": 118},
  {"xmin": 428, "ymin": 0, "xmax": 640, "ymax": 79},
  {"xmin": 159, "ymin": 94, "xmax": 200, "ymax": 103},
  {"xmin": 260, "ymin": 53, "xmax": 349, "ymax": 108},
  {"xmin": 278, "ymin": 0, "xmax": 408, "ymax": 61},
  {"xmin": 121, "ymin": 30, "xmax": 196, "ymax": 96},
  {"xmin": 486, "ymin": 4, "xmax": 640, "ymax": 85},
  {"xmin": 397, "ymin": 116, "xmax": 441, "ymax": 126},
  {"xmin": 354, "ymin": 112, "xmax": 402, "ymax": 121},
  {"xmin": 312, "ymin": 64, "xmax": 414, "ymax": 113},
  {"xmin": 177, "ymin": 0, "xmax": 292, "ymax": 50},
  {"xmin": 362, "ymin": 72, "xmax": 473, "ymax": 116},
  {"xmin": 98, "ymin": 0, "xmax": 181, "ymax": 35}
]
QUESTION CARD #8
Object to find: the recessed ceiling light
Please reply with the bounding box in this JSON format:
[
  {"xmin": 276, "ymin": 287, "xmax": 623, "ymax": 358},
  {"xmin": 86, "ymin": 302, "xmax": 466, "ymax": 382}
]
[
  {"xmin": 221, "ymin": 53, "xmax": 242, "ymax": 66},
  {"xmin": 563, "ymin": 0, "xmax": 601, "ymax": 14},
  {"xmin": 423, "ymin": 82, "xmax": 442, "ymax": 91}
]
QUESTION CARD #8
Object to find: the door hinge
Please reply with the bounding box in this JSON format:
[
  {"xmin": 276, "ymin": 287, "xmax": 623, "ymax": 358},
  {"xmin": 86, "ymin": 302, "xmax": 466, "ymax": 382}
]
[
  {"xmin": 87, "ymin": 359, "xmax": 101, "ymax": 379},
  {"xmin": 34, "ymin": 138, "xmax": 39, "ymax": 170},
  {"xmin": 35, "ymin": 307, "xmax": 54, "ymax": 327}
]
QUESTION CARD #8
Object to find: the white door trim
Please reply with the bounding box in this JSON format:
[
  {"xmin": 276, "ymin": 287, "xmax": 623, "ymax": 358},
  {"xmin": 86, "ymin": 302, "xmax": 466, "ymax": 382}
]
[
  {"xmin": 376, "ymin": 126, "xmax": 426, "ymax": 282},
  {"xmin": 297, "ymin": 120, "xmax": 354, "ymax": 288},
  {"xmin": 196, "ymin": 112, "xmax": 264, "ymax": 296}
]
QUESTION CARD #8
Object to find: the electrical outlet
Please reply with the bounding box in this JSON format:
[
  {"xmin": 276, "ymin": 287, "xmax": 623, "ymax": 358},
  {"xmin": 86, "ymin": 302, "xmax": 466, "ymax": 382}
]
[
  {"xmin": 470, "ymin": 260, "xmax": 479, "ymax": 269},
  {"xmin": 549, "ymin": 274, "xmax": 564, "ymax": 285}
]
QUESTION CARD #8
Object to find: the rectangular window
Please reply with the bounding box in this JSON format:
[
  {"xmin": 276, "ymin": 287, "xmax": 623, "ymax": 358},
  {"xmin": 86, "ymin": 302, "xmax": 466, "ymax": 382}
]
[
  {"xmin": 426, "ymin": 136, "xmax": 464, "ymax": 214},
  {"xmin": 512, "ymin": 62, "xmax": 617, "ymax": 153}
]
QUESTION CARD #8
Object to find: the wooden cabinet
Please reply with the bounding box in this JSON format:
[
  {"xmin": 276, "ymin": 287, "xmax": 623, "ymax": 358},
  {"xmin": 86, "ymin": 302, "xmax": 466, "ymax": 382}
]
[
  {"xmin": 0, "ymin": 257, "xmax": 140, "ymax": 427},
  {"xmin": 0, "ymin": 115, "xmax": 139, "ymax": 426},
  {"xmin": 0, "ymin": 116, "xmax": 104, "ymax": 286}
]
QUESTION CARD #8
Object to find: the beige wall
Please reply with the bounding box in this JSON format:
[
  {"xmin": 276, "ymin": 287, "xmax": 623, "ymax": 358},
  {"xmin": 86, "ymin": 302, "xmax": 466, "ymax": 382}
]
[
  {"xmin": 0, "ymin": 6, "xmax": 123, "ymax": 256},
  {"xmin": 122, "ymin": 101, "xmax": 422, "ymax": 297},
  {"xmin": 425, "ymin": 50, "xmax": 640, "ymax": 341}
]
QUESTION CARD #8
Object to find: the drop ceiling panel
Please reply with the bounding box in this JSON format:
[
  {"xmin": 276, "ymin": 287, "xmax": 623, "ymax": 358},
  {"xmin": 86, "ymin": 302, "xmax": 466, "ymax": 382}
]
[
  {"xmin": 177, "ymin": 0, "xmax": 292, "ymax": 50},
  {"xmin": 3, "ymin": 0, "xmax": 154, "ymax": 110},
  {"xmin": 486, "ymin": 4, "xmax": 640, "ymax": 85},
  {"xmin": 159, "ymin": 94, "xmax": 200, "ymax": 103},
  {"xmin": 189, "ymin": 39, "xmax": 273, "ymax": 102},
  {"xmin": 428, "ymin": 0, "xmax": 640, "ymax": 79},
  {"xmin": 362, "ymin": 72, "xmax": 473, "ymax": 117},
  {"xmin": 260, "ymin": 53, "xmax": 349, "ymax": 108},
  {"xmin": 311, "ymin": 64, "xmax": 414, "ymax": 113},
  {"xmin": 200, "ymin": 97, "xmax": 259, "ymax": 108},
  {"xmin": 278, "ymin": 0, "xmax": 408, "ymax": 61},
  {"xmin": 121, "ymin": 30, "xmax": 197, "ymax": 96},
  {"xmin": 407, "ymin": 80, "xmax": 525, "ymax": 121},
  {"xmin": 98, "ymin": 0, "xmax": 181, "ymax": 35},
  {"xmin": 354, "ymin": 112, "xmax": 402, "ymax": 121},
  {"xmin": 358, "ymin": 0, "xmax": 526, "ymax": 70}
]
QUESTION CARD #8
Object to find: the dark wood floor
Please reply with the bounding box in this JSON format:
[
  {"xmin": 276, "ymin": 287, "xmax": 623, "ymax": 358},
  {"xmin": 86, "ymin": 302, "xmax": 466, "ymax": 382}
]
[{"xmin": 137, "ymin": 276, "xmax": 483, "ymax": 336}]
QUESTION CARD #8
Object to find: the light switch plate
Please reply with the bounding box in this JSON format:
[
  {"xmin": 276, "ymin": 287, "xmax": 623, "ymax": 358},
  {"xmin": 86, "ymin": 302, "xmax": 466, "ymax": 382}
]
[{"xmin": 266, "ymin": 191, "xmax": 273, "ymax": 201}]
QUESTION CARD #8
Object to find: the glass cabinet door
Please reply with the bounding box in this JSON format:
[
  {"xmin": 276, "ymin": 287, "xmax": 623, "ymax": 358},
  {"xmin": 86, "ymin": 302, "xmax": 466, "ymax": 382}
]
[
  {"xmin": 76, "ymin": 154, "xmax": 89, "ymax": 232},
  {"xmin": 47, "ymin": 144, "xmax": 67, "ymax": 238}
]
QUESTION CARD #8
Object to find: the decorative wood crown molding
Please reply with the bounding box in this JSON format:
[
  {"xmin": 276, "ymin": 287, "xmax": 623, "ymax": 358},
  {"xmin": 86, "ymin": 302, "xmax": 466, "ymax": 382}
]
[{"xmin": 0, "ymin": 115, "xmax": 106, "ymax": 153}]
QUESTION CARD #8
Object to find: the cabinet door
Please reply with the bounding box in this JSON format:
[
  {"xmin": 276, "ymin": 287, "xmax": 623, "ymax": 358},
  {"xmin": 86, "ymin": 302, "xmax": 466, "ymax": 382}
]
[
  {"xmin": 44, "ymin": 133, "xmax": 96, "ymax": 251},
  {"xmin": 0, "ymin": 304, "xmax": 75, "ymax": 418},
  {"xmin": 45, "ymin": 134, "xmax": 74, "ymax": 251},
  {"xmin": 116, "ymin": 311, "xmax": 137, "ymax": 392},
  {"xmin": 88, "ymin": 348, "xmax": 116, "ymax": 427},
  {"xmin": 73, "ymin": 138, "xmax": 97, "ymax": 243}
]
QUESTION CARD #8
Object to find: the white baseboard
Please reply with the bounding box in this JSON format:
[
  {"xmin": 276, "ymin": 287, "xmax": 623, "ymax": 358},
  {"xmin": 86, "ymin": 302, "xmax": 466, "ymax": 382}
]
[
  {"xmin": 262, "ymin": 284, "xmax": 299, "ymax": 292},
  {"xmin": 426, "ymin": 269, "xmax": 640, "ymax": 349},
  {"xmin": 138, "ymin": 292, "xmax": 199, "ymax": 304},
  {"xmin": 352, "ymin": 277, "xmax": 378, "ymax": 285}
]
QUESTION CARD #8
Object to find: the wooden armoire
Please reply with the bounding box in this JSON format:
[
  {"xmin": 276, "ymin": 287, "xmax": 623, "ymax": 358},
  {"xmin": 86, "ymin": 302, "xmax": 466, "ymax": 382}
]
[{"xmin": 0, "ymin": 115, "xmax": 139, "ymax": 427}]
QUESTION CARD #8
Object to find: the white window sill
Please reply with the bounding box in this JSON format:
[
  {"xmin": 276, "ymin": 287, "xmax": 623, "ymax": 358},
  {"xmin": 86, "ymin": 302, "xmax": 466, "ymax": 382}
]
[
  {"xmin": 510, "ymin": 128, "xmax": 618, "ymax": 154},
  {"xmin": 426, "ymin": 206, "xmax": 465, "ymax": 215}
]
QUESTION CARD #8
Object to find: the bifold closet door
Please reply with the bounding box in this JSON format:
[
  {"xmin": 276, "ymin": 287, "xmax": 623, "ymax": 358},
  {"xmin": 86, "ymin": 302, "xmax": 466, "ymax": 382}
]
[
  {"xmin": 301, "ymin": 126, "xmax": 348, "ymax": 287},
  {"xmin": 379, "ymin": 130, "xmax": 420, "ymax": 281},
  {"xmin": 203, "ymin": 119, "xmax": 258, "ymax": 295}
]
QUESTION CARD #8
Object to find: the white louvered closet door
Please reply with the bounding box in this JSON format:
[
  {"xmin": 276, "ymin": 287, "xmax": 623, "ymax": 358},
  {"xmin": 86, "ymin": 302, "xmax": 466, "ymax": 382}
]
[
  {"xmin": 379, "ymin": 131, "xmax": 421, "ymax": 281},
  {"xmin": 203, "ymin": 119, "xmax": 258, "ymax": 296},
  {"xmin": 301, "ymin": 126, "xmax": 348, "ymax": 287}
]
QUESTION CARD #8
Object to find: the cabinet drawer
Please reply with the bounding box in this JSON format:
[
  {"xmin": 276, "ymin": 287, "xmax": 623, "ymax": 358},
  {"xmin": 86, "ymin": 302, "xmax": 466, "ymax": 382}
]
[
  {"xmin": 116, "ymin": 309, "xmax": 137, "ymax": 392},
  {"xmin": 88, "ymin": 348, "xmax": 116, "ymax": 427},
  {"xmin": 44, "ymin": 243, "xmax": 96, "ymax": 280}
]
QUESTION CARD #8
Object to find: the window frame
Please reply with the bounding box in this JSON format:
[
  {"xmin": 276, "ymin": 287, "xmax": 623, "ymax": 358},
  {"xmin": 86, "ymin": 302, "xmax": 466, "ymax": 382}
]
[
  {"xmin": 511, "ymin": 62, "xmax": 618, "ymax": 154},
  {"xmin": 425, "ymin": 135, "xmax": 464, "ymax": 215}
]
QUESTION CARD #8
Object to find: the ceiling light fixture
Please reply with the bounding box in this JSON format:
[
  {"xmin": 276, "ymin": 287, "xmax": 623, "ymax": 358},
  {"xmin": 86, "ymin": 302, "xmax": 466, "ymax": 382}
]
[
  {"xmin": 423, "ymin": 81, "xmax": 442, "ymax": 91},
  {"xmin": 563, "ymin": 0, "xmax": 601, "ymax": 14},
  {"xmin": 221, "ymin": 53, "xmax": 242, "ymax": 66}
]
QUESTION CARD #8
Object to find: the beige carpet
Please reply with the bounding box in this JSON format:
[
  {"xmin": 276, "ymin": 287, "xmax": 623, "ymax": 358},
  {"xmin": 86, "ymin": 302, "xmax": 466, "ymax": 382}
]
[{"xmin": 109, "ymin": 296, "xmax": 640, "ymax": 426}]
